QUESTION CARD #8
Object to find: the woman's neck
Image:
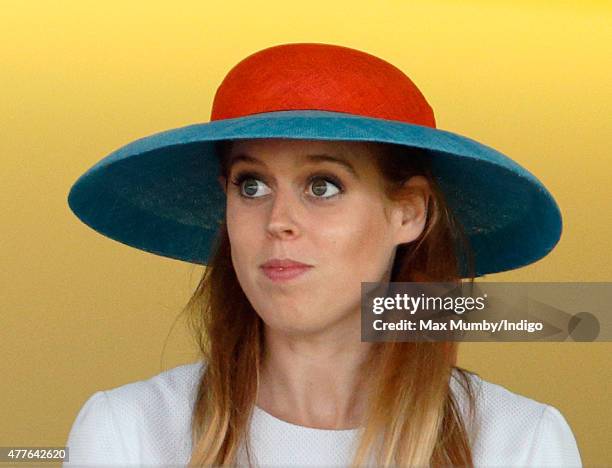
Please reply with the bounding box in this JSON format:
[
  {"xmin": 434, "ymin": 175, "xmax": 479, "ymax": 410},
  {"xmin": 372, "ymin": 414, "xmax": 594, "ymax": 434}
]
[{"xmin": 255, "ymin": 327, "xmax": 372, "ymax": 430}]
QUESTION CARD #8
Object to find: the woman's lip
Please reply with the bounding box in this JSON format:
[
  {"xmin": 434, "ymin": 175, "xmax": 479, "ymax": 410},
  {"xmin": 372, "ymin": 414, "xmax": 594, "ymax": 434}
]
[
  {"xmin": 261, "ymin": 259, "xmax": 311, "ymax": 268},
  {"xmin": 260, "ymin": 265, "xmax": 313, "ymax": 282}
]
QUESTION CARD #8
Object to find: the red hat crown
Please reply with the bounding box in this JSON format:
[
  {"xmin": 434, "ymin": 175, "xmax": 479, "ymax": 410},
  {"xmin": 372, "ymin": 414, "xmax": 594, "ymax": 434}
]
[{"xmin": 210, "ymin": 43, "xmax": 436, "ymax": 128}]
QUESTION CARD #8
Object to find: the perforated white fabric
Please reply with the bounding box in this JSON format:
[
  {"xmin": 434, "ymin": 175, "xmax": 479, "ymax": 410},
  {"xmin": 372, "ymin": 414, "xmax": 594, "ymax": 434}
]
[{"xmin": 63, "ymin": 361, "xmax": 582, "ymax": 467}]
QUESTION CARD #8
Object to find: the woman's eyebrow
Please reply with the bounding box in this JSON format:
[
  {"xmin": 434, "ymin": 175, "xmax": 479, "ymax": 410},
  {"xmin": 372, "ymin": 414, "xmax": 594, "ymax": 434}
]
[
  {"xmin": 306, "ymin": 154, "xmax": 360, "ymax": 179},
  {"xmin": 227, "ymin": 154, "xmax": 261, "ymax": 172},
  {"xmin": 227, "ymin": 153, "xmax": 360, "ymax": 179}
]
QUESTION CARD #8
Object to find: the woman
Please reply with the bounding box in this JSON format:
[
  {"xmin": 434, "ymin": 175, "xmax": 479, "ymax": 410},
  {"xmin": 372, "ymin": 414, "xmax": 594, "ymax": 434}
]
[{"xmin": 65, "ymin": 43, "xmax": 582, "ymax": 466}]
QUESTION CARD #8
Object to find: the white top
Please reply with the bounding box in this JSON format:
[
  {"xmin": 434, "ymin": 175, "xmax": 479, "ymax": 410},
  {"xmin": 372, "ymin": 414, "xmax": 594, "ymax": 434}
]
[{"xmin": 63, "ymin": 361, "xmax": 582, "ymax": 467}]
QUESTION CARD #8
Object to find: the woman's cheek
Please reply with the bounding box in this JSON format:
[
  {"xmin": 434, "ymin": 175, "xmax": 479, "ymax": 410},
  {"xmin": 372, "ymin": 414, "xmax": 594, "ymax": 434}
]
[{"xmin": 355, "ymin": 219, "xmax": 393, "ymax": 280}]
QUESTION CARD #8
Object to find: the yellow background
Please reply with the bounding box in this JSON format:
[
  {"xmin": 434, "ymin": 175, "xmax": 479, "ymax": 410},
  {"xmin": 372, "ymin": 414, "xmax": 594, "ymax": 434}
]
[{"xmin": 2, "ymin": 0, "xmax": 610, "ymax": 465}]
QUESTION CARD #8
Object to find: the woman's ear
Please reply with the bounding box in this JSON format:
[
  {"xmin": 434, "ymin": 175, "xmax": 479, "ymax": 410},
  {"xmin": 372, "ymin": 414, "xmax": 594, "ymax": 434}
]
[{"xmin": 394, "ymin": 175, "xmax": 430, "ymax": 245}]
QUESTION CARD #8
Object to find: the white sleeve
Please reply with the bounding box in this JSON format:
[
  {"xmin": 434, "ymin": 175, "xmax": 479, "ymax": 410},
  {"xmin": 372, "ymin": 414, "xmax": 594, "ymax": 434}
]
[
  {"xmin": 63, "ymin": 390, "xmax": 133, "ymax": 467},
  {"xmin": 525, "ymin": 405, "xmax": 582, "ymax": 467}
]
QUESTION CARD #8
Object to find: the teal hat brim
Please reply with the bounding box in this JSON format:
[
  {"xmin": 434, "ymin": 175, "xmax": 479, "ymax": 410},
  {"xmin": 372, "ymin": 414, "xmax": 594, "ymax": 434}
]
[{"xmin": 67, "ymin": 110, "xmax": 562, "ymax": 277}]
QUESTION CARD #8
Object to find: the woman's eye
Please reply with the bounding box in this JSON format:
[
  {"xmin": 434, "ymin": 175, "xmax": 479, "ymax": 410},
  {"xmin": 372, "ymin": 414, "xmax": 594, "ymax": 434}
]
[
  {"xmin": 234, "ymin": 177, "xmax": 271, "ymax": 198},
  {"xmin": 230, "ymin": 174, "xmax": 343, "ymax": 200},
  {"xmin": 308, "ymin": 178, "xmax": 341, "ymax": 198}
]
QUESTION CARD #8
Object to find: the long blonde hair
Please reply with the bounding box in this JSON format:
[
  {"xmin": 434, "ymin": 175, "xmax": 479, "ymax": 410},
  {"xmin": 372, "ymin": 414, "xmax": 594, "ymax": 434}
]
[{"xmin": 185, "ymin": 140, "xmax": 478, "ymax": 467}]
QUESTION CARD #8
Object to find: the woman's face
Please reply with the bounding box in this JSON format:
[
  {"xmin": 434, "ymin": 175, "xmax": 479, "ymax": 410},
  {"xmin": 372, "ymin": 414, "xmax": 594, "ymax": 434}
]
[{"xmin": 220, "ymin": 138, "xmax": 428, "ymax": 338}]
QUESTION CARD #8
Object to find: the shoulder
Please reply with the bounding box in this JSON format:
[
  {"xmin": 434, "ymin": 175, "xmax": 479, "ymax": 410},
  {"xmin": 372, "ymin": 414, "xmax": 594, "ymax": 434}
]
[
  {"xmin": 450, "ymin": 368, "xmax": 582, "ymax": 466},
  {"xmin": 64, "ymin": 360, "xmax": 206, "ymax": 466},
  {"xmin": 101, "ymin": 360, "xmax": 205, "ymax": 414}
]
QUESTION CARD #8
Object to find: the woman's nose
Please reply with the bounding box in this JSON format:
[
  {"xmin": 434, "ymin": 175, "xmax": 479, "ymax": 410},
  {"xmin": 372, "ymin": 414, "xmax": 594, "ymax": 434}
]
[{"xmin": 265, "ymin": 189, "xmax": 301, "ymax": 239}]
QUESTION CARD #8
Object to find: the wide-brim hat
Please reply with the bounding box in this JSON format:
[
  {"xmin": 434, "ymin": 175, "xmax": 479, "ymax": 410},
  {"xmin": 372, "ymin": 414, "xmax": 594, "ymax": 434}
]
[{"xmin": 67, "ymin": 42, "xmax": 562, "ymax": 277}]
